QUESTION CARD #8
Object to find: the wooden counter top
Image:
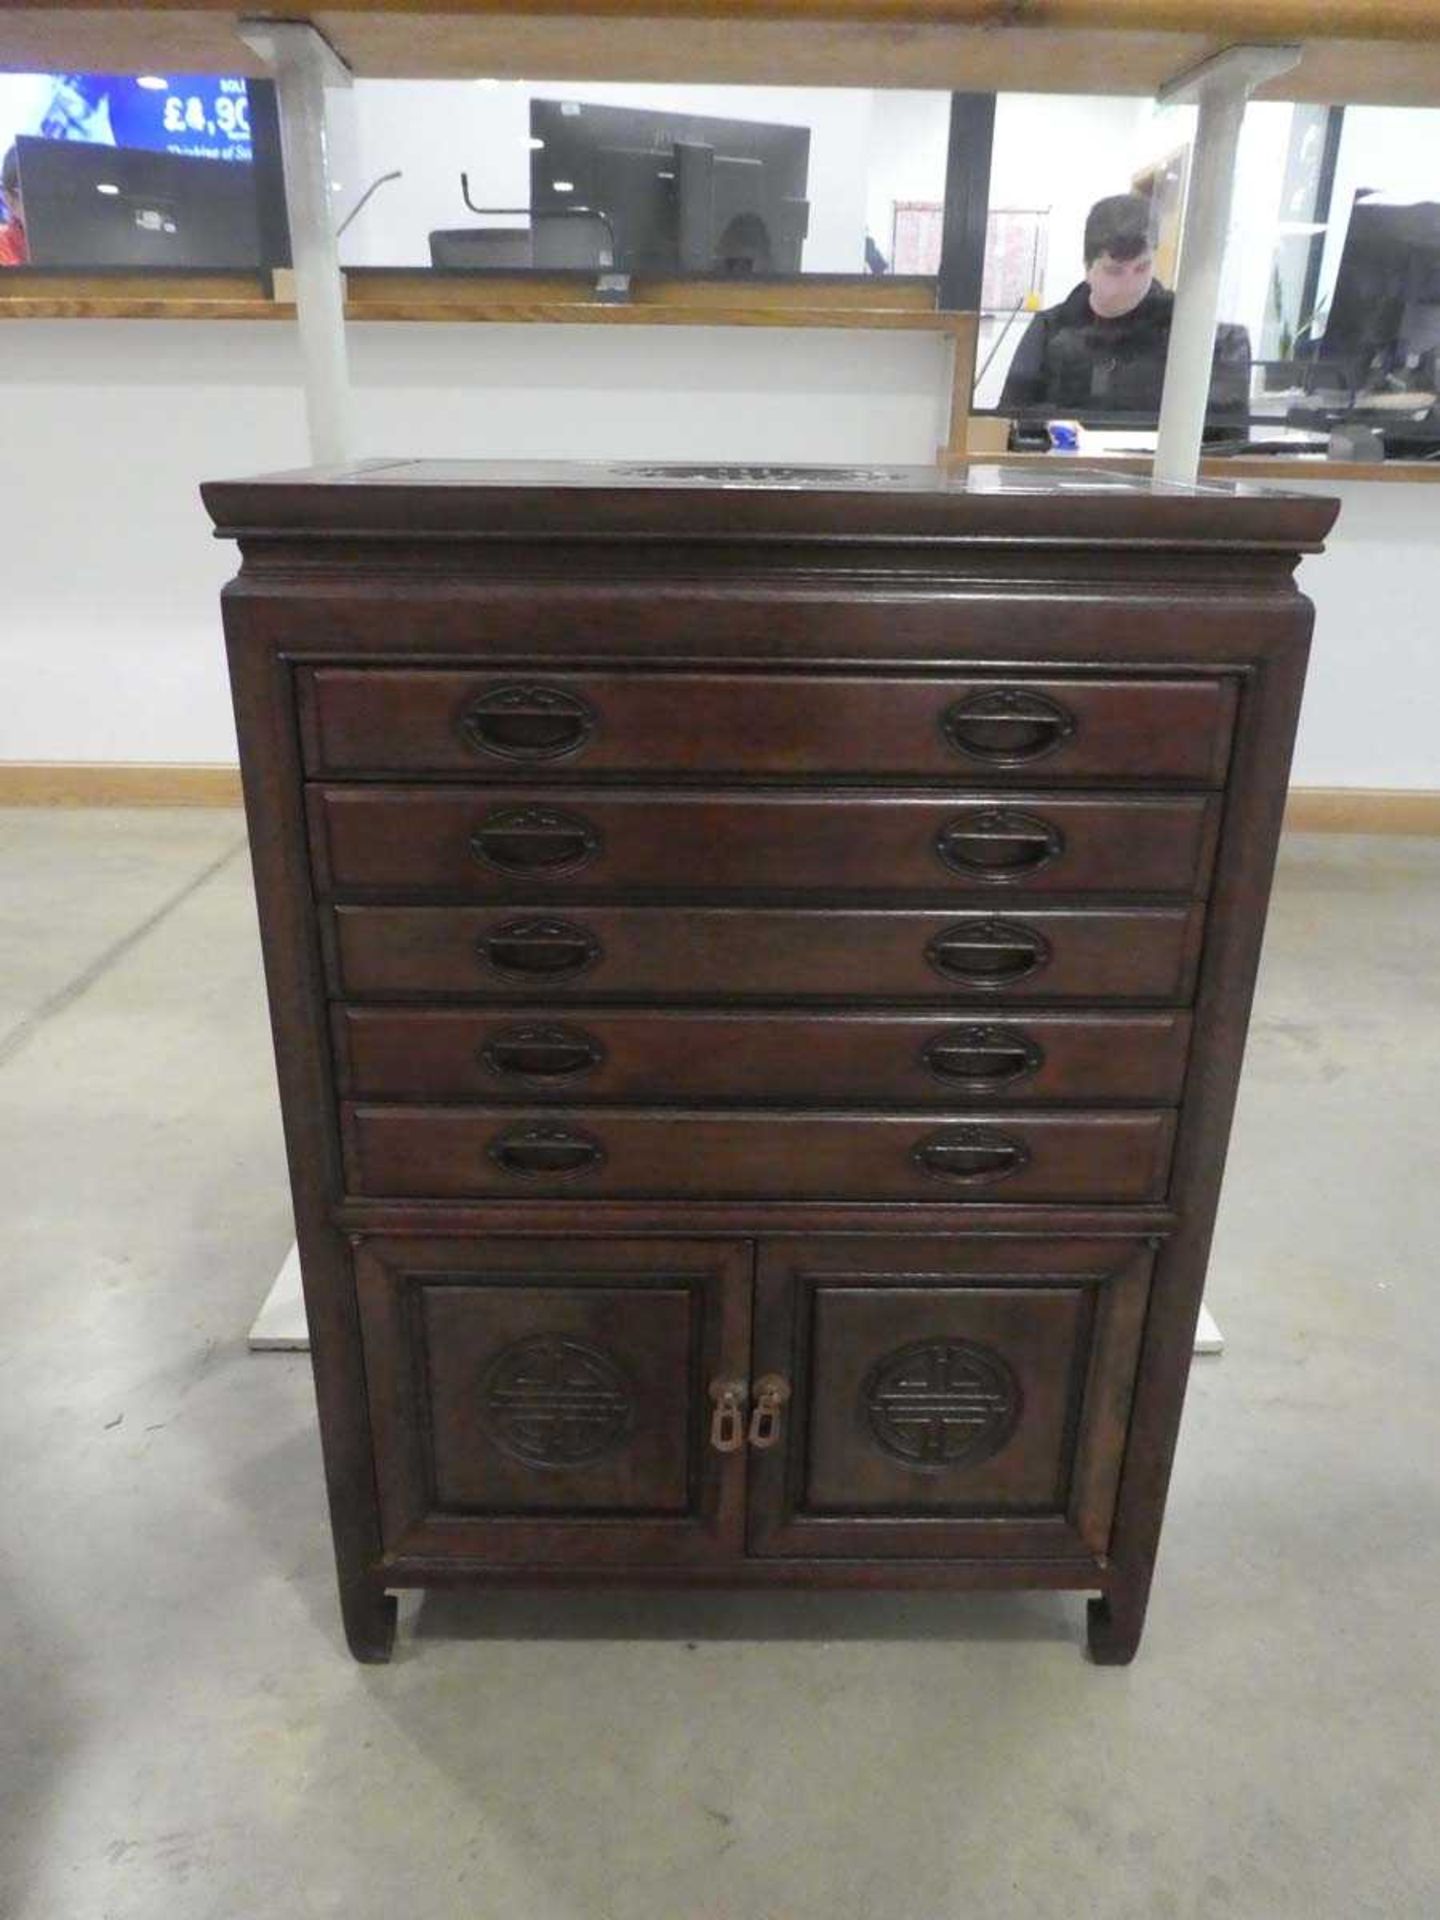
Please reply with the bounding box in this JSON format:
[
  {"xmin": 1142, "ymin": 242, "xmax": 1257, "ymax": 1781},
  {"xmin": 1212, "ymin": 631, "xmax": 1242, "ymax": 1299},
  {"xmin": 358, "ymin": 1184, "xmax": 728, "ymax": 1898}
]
[
  {"xmin": 976, "ymin": 448, "xmax": 1440, "ymax": 485},
  {"xmin": 0, "ymin": 268, "xmax": 968, "ymax": 332}
]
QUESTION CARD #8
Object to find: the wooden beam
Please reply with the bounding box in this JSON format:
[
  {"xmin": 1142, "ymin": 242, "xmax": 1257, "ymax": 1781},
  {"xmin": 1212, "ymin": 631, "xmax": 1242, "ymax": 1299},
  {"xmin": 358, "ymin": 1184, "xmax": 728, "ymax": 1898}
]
[
  {"xmin": 6, "ymin": 10, "xmax": 1440, "ymax": 103},
  {"xmin": 10, "ymin": 0, "xmax": 1440, "ymax": 37},
  {"xmin": 943, "ymin": 316, "xmax": 981, "ymax": 460}
]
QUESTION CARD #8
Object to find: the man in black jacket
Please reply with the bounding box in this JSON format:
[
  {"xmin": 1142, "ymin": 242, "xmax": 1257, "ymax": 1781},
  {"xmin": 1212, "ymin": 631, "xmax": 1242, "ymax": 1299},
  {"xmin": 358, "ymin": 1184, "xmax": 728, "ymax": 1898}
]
[{"xmin": 1000, "ymin": 193, "xmax": 1250, "ymax": 421}]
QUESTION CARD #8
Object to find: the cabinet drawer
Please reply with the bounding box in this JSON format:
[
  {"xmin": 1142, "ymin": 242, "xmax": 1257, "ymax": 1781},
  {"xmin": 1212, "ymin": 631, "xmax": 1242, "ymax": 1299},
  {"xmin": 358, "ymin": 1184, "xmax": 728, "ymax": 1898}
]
[
  {"xmin": 328, "ymin": 901, "xmax": 1205, "ymax": 1002},
  {"xmin": 300, "ymin": 668, "xmax": 1237, "ymax": 784},
  {"xmin": 309, "ymin": 786, "xmax": 1220, "ymax": 899},
  {"xmin": 343, "ymin": 1105, "xmax": 1176, "ymax": 1203},
  {"xmin": 334, "ymin": 1006, "xmax": 1193, "ymax": 1104}
]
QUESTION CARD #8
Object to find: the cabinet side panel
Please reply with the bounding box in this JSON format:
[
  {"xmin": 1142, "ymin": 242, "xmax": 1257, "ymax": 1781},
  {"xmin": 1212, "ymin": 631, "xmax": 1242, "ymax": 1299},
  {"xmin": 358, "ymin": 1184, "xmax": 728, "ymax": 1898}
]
[
  {"xmin": 222, "ymin": 586, "xmax": 390, "ymax": 1651},
  {"xmin": 1097, "ymin": 606, "xmax": 1315, "ymax": 1660}
]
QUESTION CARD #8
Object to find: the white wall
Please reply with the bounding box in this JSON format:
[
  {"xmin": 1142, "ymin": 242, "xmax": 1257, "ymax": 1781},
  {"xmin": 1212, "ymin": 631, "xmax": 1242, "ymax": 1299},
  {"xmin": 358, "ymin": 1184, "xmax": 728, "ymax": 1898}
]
[
  {"xmin": 863, "ymin": 90, "xmax": 952, "ymax": 262},
  {"xmin": 1292, "ymin": 479, "xmax": 1440, "ymax": 789},
  {"xmin": 0, "ymin": 319, "xmax": 952, "ymax": 765},
  {"xmin": 1, "ymin": 318, "xmax": 1435, "ymax": 788}
]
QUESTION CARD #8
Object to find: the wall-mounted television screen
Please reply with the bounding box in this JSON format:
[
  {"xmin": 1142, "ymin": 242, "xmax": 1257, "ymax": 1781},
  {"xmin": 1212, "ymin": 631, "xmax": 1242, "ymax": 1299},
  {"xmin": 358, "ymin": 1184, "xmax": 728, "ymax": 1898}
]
[{"xmin": 0, "ymin": 72, "xmax": 288, "ymax": 269}]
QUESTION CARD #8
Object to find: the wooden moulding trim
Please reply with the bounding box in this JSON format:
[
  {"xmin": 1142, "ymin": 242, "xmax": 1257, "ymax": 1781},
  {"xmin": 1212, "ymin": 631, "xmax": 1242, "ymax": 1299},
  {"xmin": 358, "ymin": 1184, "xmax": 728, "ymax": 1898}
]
[
  {"xmin": 3, "ymin": 765, "xmax": 1438, "ymax": 834},
  {"xmin": 0, "ymin": 764, "xmax": 244, "ymax": 807},
  {"xmin": 1282, "ymin": 788, "xmax": 1440, "ymax": 836}
]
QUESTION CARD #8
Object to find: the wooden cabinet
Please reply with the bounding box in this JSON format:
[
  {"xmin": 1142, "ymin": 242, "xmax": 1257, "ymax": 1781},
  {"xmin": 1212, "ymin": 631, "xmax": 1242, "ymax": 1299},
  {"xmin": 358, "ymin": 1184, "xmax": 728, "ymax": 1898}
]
[{"xmin": 204, "ymin": 459, "xmax": 1337, "ymax": 1664}]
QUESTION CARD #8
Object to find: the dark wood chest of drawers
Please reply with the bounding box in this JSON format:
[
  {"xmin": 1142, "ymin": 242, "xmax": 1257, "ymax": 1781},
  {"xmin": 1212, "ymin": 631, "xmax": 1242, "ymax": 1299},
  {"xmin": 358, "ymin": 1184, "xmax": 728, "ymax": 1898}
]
[{"xmin": 203, "ymin": 459, "xmax": 1337, "ymax": 1663}]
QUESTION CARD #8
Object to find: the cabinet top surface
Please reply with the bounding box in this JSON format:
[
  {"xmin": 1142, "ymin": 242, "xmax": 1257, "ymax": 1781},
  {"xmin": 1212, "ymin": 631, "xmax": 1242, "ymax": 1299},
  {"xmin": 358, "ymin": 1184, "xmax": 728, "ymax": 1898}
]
[{"xmin": 201, "ymin": 457, "xmax": 1339, "ymax": 551}]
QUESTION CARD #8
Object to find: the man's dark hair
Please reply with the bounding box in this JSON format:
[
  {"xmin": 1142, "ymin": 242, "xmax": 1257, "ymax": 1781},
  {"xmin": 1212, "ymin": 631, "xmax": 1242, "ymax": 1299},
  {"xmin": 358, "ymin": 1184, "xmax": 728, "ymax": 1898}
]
[{"xmin": 1084, "ymin": 193, "xmax": 1155, "ymax": 266}]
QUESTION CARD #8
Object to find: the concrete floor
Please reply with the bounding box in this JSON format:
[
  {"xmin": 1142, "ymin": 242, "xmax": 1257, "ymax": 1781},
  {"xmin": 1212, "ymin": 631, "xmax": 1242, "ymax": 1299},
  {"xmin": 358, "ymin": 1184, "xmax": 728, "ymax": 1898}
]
[{"xmin": 1, "ymin": 809, "xmax": 1437, "ymax": 1920}]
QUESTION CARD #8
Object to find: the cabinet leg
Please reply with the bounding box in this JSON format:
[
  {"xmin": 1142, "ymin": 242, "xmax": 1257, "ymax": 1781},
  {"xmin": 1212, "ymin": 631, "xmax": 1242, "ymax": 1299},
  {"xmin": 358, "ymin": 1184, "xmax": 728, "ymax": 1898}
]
[
  {"xmin": 341, "ymin": 1578, "xmax": 397, "ymax": 1664},
  {"xmin": 1086, "ymin": 1588, "xmax": 1148, "ymax": 1666}
]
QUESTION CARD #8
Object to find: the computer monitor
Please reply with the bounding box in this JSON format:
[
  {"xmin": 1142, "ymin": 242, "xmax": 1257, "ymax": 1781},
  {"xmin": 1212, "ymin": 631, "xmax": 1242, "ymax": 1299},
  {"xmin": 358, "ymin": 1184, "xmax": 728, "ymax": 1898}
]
[
  {"xmin": 1322, "ymin": 195, "xmax": 1440, "ymax": 392},
  {"xmin": 17, "ymin": 134, "xmax": 263, "ymax": 268},
  {"xmin": 528, "ymin": 99, "xmax": 810, "ymax": 276}
]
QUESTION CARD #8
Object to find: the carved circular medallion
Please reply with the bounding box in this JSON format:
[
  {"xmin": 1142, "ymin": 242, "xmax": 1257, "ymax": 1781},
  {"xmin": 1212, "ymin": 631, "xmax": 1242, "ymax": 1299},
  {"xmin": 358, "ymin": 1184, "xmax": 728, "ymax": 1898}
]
[
  {"xmin": 862, "ymin": 1338, "xmax": 1021, "ymax": 1469},
  {"xmin": 478, "ymin": 1335, "xmax": 634, "ymax": 1468}
]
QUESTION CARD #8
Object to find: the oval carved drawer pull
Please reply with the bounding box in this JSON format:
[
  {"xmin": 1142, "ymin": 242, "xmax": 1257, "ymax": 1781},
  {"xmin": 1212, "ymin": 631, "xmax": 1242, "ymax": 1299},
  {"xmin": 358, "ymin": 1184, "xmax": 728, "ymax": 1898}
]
[
  {"xmin": 922, "ymin": 1024, "xmax": 1043, "ymax": 1089},
  {"xmin": 911, "ymin": 1125, "xmax": 1030, "ymax": 1185},
  {"xmin": 471, "ymin": 806, "xmax": 601, "ymax": 875},
  {"xmin": 481, "ymin": 1023, "xmax": 605, "ymax": 1081},
  {"xmin": 458, "ymin": 683, "xmax": 597, "ymax": 761},
  {"xmin": 487, "ymin": 1122, "xmax": 606, "ymax": 1180},
  {"xmin": 925, "ymin": 918, "xmax": 1051, "ymax": 986},
  {"xmin": 935, "ymin": 807, "xmax": 1063, "ymax": 881},
  {"xmin": 941, "ymin": 688, "xmax": 1076, "ymax": 764},
  {"xmin": 478, "ymin": 918, "xmax": 601, "ymax": 980}
]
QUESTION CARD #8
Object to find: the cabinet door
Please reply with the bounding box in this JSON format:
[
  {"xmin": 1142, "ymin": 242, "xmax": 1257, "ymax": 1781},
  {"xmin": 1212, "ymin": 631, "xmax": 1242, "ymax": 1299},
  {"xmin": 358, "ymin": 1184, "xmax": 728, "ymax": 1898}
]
[
  {"xmin": 747, "ymin": 1237, "xmax": 1153, "ymax": 1562},
  {"xmin": 355, "ymin": 1236, "xmax": 751, "ymax": 1566}
]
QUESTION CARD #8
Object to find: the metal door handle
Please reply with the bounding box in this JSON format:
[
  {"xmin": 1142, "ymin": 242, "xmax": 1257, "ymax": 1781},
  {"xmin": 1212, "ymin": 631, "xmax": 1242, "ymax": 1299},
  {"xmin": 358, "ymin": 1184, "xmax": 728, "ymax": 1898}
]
[
  {"xmin": 709, "ymin": 1377, "xmax": 749, "ymax": 1453},
  {"xmin": 747, "ymin": 1375, "xmax": 792, "ymax": 1450}
]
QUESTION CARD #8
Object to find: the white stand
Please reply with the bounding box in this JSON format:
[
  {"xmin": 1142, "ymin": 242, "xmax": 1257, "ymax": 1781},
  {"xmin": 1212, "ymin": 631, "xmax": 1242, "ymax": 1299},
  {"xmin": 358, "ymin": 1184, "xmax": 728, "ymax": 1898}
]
[
  {"xmin": 239, "ymin": 21, "xmax": 354, "ymax": 1355},
  {"xmin": 249, "ymin": 1243, "xmax": 309, "ymax": 1349},
  {"xmin": 1152, "ymin": 44, "xmax": 1300, "ymax": 485},
  {"xmin": 1194, "ymin": 1303, "xmax": 1224, "ymax": 1355},
  {"xmin": 239, "ymin": 18, "xmax": 354, "ymax": 463},
  {"xmin": 249, "ymin": 1246, "xmax": 1225, "ymax": 1357}
]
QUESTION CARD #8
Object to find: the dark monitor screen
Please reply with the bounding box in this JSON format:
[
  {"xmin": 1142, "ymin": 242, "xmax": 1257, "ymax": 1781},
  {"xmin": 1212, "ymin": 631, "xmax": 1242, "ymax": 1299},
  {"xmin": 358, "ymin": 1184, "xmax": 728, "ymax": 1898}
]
[
  {"xmin": 1322, "ymin": 195, "xmax": 1440, "ymax": 387},
  {"xmin": 16, "ymin": 135, "xmax": 263, "ymax": 268},
  {"xmin": 529, "ymin": 98, "xmax": 810, "ymax": 276}
]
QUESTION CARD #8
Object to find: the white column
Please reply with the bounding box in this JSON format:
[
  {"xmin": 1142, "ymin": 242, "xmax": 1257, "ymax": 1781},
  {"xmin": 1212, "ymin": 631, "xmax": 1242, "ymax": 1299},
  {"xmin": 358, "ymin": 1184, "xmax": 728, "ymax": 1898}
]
[
  {"xmin": 239, "ymin": 20, "xmax": 353, "ymax": 465},
  {"xmin": 1152, "ymin": 45, "xmax": 1300, "ymax": 487}
]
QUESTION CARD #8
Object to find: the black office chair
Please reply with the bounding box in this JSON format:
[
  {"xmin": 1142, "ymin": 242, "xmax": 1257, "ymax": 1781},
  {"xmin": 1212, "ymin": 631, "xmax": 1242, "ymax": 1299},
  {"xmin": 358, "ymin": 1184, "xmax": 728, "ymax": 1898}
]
[
  {"xmin": 433, "ymin": 191, "xmax": 617, "ymax": 272},
  {"xmin": 429, "ymin": 228, "xmax": 533, "ymax": 269}
]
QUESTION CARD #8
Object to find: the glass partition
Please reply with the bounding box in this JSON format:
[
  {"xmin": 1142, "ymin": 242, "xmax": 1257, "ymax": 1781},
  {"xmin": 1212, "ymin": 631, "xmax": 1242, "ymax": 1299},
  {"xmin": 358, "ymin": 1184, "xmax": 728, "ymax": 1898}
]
[
  {"xmin": 329, "ymin": 80, "xmax": 951, "ymax": 280},
  {"xmin": 972, "ymin": 92, "xmax": 1440, "ymax": 458}
]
